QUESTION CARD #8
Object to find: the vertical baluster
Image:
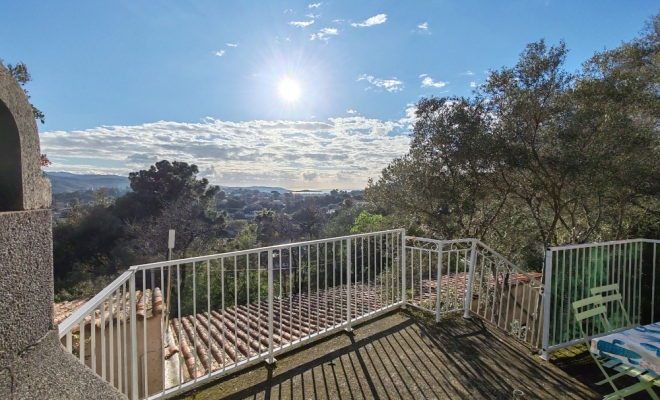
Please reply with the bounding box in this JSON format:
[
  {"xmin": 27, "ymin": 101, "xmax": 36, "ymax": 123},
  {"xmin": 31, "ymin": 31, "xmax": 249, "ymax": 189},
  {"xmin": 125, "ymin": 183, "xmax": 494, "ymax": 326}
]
[
  {"xmin": 206, "ymin": 260, "xmax": 211, "ymax": 376},
  {"xmin": 143, "ymin": 272, "xmax": 149, "ymax": 397},
  {"xmin": 91, "ymin": 307, "xmax": 96, "ymax": 374},
  {"xmin": 176, "ymin": 264, "xmax": 182, "ymax": 387},
  {"xmin": 101, "ymin": 297, "xmax": 106, "ymax": 381},
  {"xmin": 346, "ymin": 238, "xmax": 352, "ymax": 331},
  {"xmin": 268, "ymin": 249, "xmax": 275, "ymax": 364},
  {"xmin": 79, "ymin": 320, "xmax": 85, "ymax": 364}
]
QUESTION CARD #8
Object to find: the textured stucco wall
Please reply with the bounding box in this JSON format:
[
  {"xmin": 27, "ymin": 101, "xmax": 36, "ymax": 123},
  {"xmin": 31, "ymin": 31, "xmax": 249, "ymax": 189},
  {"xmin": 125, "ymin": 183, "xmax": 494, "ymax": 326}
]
[
  {"xmin": 0, "ymin": 330, "xmax": 125, "ymax": 400},
  {"xmin": 0, "ymin": 209, "xmax": 126, "ymax": 400},
  {"xmin": 0, "ymin": 63, "xmax": 51, "ymax": 211},
  {"xmin": 0, "ymin": 209, "xmax": 53, "ymax": 367}
]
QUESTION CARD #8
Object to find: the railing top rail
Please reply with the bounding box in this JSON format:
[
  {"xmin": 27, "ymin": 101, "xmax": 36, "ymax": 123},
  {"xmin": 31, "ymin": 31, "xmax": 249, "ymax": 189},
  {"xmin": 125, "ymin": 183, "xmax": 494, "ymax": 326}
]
[
  {"xmin": 405, "ymin": 236, "xmax": 476, "ymax": 246},
  {"xmin": 58, "ymin": 269, "xmax": 133, "ymax": 338},
  {"xmin": 130, "ymin": 228, "xmax": 405, "ymax": 271},
  {"xmin": 404, "ymin": 236, "xmax": 542, "ymax": 286},
  {"xmin": 547, "ymin": 238, "xmax": 658, "ymax": 251},
  {"xmin": 475, "ymin": 240, "xmax": 543, "ymax": 286}
]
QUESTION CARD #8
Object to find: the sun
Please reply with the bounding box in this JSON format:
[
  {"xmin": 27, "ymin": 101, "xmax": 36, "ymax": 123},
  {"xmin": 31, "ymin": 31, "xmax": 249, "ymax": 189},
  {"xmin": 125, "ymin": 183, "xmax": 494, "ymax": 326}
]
[{"xmin": 278, "ymin": 78, "xmax": 301, "ymax": 101}]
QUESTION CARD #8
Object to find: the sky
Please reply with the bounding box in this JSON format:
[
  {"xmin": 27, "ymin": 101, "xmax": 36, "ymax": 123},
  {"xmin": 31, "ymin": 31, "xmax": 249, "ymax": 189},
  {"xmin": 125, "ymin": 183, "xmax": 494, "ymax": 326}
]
[{"xmin": 2, "ymin": 1, "xmax": 658, "ymax": 189}]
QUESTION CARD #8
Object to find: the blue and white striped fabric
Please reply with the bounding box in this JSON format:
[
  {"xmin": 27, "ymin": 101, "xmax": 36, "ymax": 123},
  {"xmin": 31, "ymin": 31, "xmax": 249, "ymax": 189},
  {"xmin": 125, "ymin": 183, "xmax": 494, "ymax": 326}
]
[{"xmin": 591, "ymin": 323, "xmax": 660, "ymax": 373}]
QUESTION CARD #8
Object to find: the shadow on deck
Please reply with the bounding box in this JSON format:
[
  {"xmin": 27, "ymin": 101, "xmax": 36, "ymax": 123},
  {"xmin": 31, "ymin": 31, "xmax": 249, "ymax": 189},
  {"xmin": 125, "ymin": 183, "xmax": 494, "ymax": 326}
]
[{"xmin": 176, "ymin": 309, "xmax": 599, "ymax": 400}]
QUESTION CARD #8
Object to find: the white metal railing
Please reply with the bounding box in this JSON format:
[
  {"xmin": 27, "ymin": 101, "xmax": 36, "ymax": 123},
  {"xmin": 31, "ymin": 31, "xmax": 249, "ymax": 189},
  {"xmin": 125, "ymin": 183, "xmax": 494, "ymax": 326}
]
[
  {"xmin": 403, "ymin": 237, "xmax": 543, "ymax": 346},
  {"xmin": 63, "ymin": 230, "xmax": 632, "ymax": 398},
  {"xmin": 541, "ymin": 239, "xmax": 660, "ymax": 359},
  {"xmin": 59, "ymin": 229, "xmax": 405, "ymax": 399},
  {"xmin": 58, "ymin": 269, "xmax": 140, "ymax": 399}
]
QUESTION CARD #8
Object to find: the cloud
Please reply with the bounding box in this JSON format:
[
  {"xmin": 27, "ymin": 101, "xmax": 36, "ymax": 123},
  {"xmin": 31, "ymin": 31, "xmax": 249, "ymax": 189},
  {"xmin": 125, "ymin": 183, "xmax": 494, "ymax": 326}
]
[
  {"xmin": 460, "ymin": 70, "xmax": 475, "ymax": 76},
  {"xmin": 470, "ymin": 82, "xmax": 476, "ymax": 87},
  {"xmin": 357, "ymin": 74, "xmax": 404, "ymax": 92},
  {"xmin": 302, "ymin": 172, "xmax": 319, "ymax": 181},
  {"xmin": 41, "ymin": 117, "xmax": 412, "ymax": 189},
  {"xmin": 351, "ymin": 14, "xmax": 387, "ymax": 27},
  {"xmin": 214, "ymin": 50, "xmax": 225, "ymax": 57},
  {"xmin": 289, "ymin": 20, "xmax": 315, "ymax": 27},
  {"xmin": 333, "ymin": 19, "xmax": 344, "ymax": 24},
  {"xmin": 310, "ymin": 27, "xmax": 338, "ymax": 41},
  {"xmin": 226, "ymin": 43, "xmax": 238, "ymax": 47},
  {"xmin": 398, "ymin": 103, "xmax": 418, "ymax": 128},
  {"xmin": 308, "ymin": 2, "xmax": 322, "ymax": 8},
  {"xmin": 418, "ymin": 22, "xmax": 428, "ymax": 30},
  {"xmin": 421, "ymin": 76, "xmax": 447, "ymax": 88},
  {"xmin": 305, "ymin": 13, "xmax": 320, "ymax": 18},
  {"xmin": 346, "ymin": 109, "xmax": 357, "ymax": 114}
]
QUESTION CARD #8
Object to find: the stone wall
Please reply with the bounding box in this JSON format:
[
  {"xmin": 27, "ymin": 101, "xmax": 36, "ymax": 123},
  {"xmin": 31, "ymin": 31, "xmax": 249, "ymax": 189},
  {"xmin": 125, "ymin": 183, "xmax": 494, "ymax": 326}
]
[{"xmin": 0, "ymin": 62, "xmax": 126, "ymax": 399}]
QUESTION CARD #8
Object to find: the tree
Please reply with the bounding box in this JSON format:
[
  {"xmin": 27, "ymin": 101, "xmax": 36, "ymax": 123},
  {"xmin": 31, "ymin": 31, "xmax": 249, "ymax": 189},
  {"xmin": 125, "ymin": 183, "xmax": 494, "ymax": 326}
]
[
  {"xmin": 113, "ymin": 160, "xmax": 220, "ymax": 222},
  {"xmin": 1, "ymin": 59, "xmax": 45, "ymax": 123},
  {"xmin": 368, "ymin": 19, "xmax": 660, "ymax": 268},
  {"xmin": 124, "ymin": 196, "xmax": 225, "ymax": 262},
  {"xmin": 291, "ymin": 198, "xmax": 326, "ymax": 240}
]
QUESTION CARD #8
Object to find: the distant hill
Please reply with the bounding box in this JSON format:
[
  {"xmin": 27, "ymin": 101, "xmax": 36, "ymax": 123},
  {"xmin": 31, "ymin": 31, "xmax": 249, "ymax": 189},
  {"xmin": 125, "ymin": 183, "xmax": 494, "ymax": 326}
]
[
  {"xmin": 47, "ymin": 172, "xmax": 130, "ymax": 193},
  {"xmin": 220, "ymin": 186, "xmax": 289, "ymax": 193}
]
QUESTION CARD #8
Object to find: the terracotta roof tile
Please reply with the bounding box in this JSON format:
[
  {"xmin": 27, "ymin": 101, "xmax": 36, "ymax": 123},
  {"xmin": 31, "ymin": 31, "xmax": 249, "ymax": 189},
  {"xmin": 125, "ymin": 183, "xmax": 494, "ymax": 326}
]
[{"xmin": 54, "ymin": 287, "xmax": 165, "ymax": 332}]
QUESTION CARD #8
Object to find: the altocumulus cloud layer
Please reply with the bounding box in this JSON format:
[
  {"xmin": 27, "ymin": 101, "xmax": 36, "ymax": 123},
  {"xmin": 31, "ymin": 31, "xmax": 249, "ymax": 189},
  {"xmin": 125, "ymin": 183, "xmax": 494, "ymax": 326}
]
[{"xmin": 40, "ymin": 117, "xmax": 413, "ymax": 189}]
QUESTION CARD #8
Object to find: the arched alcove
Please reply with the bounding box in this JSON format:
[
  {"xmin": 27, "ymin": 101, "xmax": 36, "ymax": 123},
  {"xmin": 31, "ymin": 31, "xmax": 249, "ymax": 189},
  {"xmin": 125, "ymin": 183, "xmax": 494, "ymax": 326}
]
[{"xmin": 0, "ymin": 98, "xmax": 23, "ymax": 211}]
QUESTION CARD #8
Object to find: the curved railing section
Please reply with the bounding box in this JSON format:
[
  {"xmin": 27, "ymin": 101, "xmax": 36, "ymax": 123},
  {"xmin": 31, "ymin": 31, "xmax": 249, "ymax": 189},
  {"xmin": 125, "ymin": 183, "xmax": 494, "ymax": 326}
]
[{"xmin": 403, "ymin": 237, "xmax": 544, "ymax": 348}]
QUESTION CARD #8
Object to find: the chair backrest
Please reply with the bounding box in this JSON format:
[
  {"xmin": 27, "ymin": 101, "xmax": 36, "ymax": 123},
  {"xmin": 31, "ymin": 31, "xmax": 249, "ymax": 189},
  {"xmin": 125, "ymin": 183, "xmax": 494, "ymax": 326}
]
[
  {"xmin": 590, "ymin": 284, "xmax": 632, "ymax": 327},
  {"xmin": 573, "ymin": 294, "xmax": 613, "ymax": 339}
]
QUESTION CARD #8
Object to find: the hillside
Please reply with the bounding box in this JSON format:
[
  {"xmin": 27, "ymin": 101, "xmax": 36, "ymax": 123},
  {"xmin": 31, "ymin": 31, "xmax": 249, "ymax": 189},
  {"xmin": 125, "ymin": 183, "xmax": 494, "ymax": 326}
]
[{"xmin": 46, "ymin": 172, "xmax": 130, "ymax": 193}]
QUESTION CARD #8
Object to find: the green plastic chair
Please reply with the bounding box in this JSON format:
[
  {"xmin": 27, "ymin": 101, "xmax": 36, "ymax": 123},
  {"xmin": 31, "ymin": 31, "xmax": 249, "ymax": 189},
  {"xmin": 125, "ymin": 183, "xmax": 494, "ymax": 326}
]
[{"xmin": 573, "ymin": 289, "xmax": 660, "ymax": 399}]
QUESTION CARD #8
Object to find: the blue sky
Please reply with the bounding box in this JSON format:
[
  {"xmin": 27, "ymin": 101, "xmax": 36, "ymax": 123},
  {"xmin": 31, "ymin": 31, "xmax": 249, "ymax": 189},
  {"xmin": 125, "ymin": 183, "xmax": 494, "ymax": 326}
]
[{"xmin": 2, "ymin": 1, "xmax": 657, "ymax": 189}]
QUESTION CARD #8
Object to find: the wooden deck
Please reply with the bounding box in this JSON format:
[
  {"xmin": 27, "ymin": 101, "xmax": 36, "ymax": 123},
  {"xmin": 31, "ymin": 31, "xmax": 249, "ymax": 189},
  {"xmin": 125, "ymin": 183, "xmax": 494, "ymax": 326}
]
[{"xmin": 173, "ymin": 310, "xmax": 601, "ymax": 400}]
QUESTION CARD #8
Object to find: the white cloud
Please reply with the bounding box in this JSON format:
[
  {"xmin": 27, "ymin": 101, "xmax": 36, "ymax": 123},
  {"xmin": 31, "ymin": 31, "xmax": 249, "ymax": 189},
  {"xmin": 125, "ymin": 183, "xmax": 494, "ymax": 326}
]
[
  {"xmin": 470, "ymin": 82, "xmax": 476, "ymax": 87},
  {"xmin": 346, "ymin": 109, "xmax": 357, "ymax": 114},
  {"xmin": 418, "ymin": 22, "xmax": 428, "ymax": 30},
  {"xmin": 310, "ymin": 27, "xmax": 338, "ymax": 41},
  {"xmin": 308, "ymin": 2, "xmax": 322, "ymax": 8},
  {"xmin": 41, "ymin": 117, "xmax": 411, "ymax": 189},
  {"xmin": 226, "ymin": 43, "xmax": 238, "ymax": 47},
  {"xmin": 302, "ymin": 172, "xmax": 319, "ymax": 181},
  {"xmin": 351, "ymin": 14, "xmax": 387, "ymax": 27},
  {"xmin": 357, "ymin": 74, "xmax": 404, "ymax": 92},
  {"xmin": 398, "ymin": 103, "xmax": 418, "ymax": 128},
  {"xmin": 284, "ymin": 8, "xmax": 293, "ymax": 13},
  {"xmin": 289, "ymin": 20, "xmax": 315, "ymax": 27},
  {"xmin": 333, "ymin": 19, "xmax": 344, "ymax": 23},
  {"xmin": 305, "ymin": 13, "xmax": 320, "ymax": 18},
  {"xmin": 419, "ymin": 74, "xmax": 427, "ymax": 77},
  {"xmin": 421, "ymin": 76, "xmax": 447, "ymax": 88},
  {"xmin": 214, "ymin": 50, "xmax": 225, "ymax": 57},
  {"xmin": 460, "ymin": 70, "xmax": 475, "ymax": 76}
]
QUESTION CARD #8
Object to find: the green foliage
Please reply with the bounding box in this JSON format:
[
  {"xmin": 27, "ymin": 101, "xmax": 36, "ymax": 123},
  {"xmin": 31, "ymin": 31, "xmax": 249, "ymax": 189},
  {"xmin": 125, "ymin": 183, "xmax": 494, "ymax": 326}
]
[
  {"xmin": 350, "ymin": 211, "xmax": 388, "ymax": 234},
  {"xmin": 0, "ymin": 59, "xmax": 45, "ymax": 123},
  {"xmin": 367, "ymin": 16, "xmax": 660, "ymax": 269},
  {"xmin": 53, "ymin": 160, "xmax": 226, "ymax": 297}
]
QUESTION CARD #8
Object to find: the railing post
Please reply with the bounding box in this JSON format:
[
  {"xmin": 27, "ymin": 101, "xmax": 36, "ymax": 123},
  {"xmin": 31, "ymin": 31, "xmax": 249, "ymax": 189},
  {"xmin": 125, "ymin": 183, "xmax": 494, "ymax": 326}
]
[
  {"xmin": 267, "ymin": 249, "xmax": 276, "ymax": 364},
  {"xmin": 541, "ymin": 249, "xmax": 553, "ymax": 360},
  {"xmin": 436, "ymin": 242, "xmax": 443, "ymax": 323},
  {"xmin": 401, "ymin": 231, "xmax": 407, "ymax": 309},
  {"xmin": 345, "ymin": 238, "xmax": 353, "ymax": 332},
  {"xmin": 129, "ymin": 273, "xmax": 139, "ymax": 400},
  {"xmin": 463, "ymin": 240, "xmax": 478, "ymax": 319}
]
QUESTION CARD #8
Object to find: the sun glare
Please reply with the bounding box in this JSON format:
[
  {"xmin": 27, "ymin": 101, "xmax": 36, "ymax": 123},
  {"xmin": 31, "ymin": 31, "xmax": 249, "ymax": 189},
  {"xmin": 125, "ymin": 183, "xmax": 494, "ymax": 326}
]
[{"xmin": 278, "ymin": 78, "xmax": 301, "ymax": 101}]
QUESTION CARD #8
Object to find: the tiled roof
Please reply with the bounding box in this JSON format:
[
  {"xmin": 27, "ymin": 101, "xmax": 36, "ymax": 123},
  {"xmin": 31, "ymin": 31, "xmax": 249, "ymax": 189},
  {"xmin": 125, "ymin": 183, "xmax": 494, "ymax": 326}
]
[
  {"xmin": 54, "ymin": 287, "xmax": 164, "ymax": 330},
  {"xmin": 410, "ymin": 271, "xmax": 542, "ymax": 306},
  {"xmin": 169, "ymin": 284, "xmax": 389, "ymax": 380}
]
